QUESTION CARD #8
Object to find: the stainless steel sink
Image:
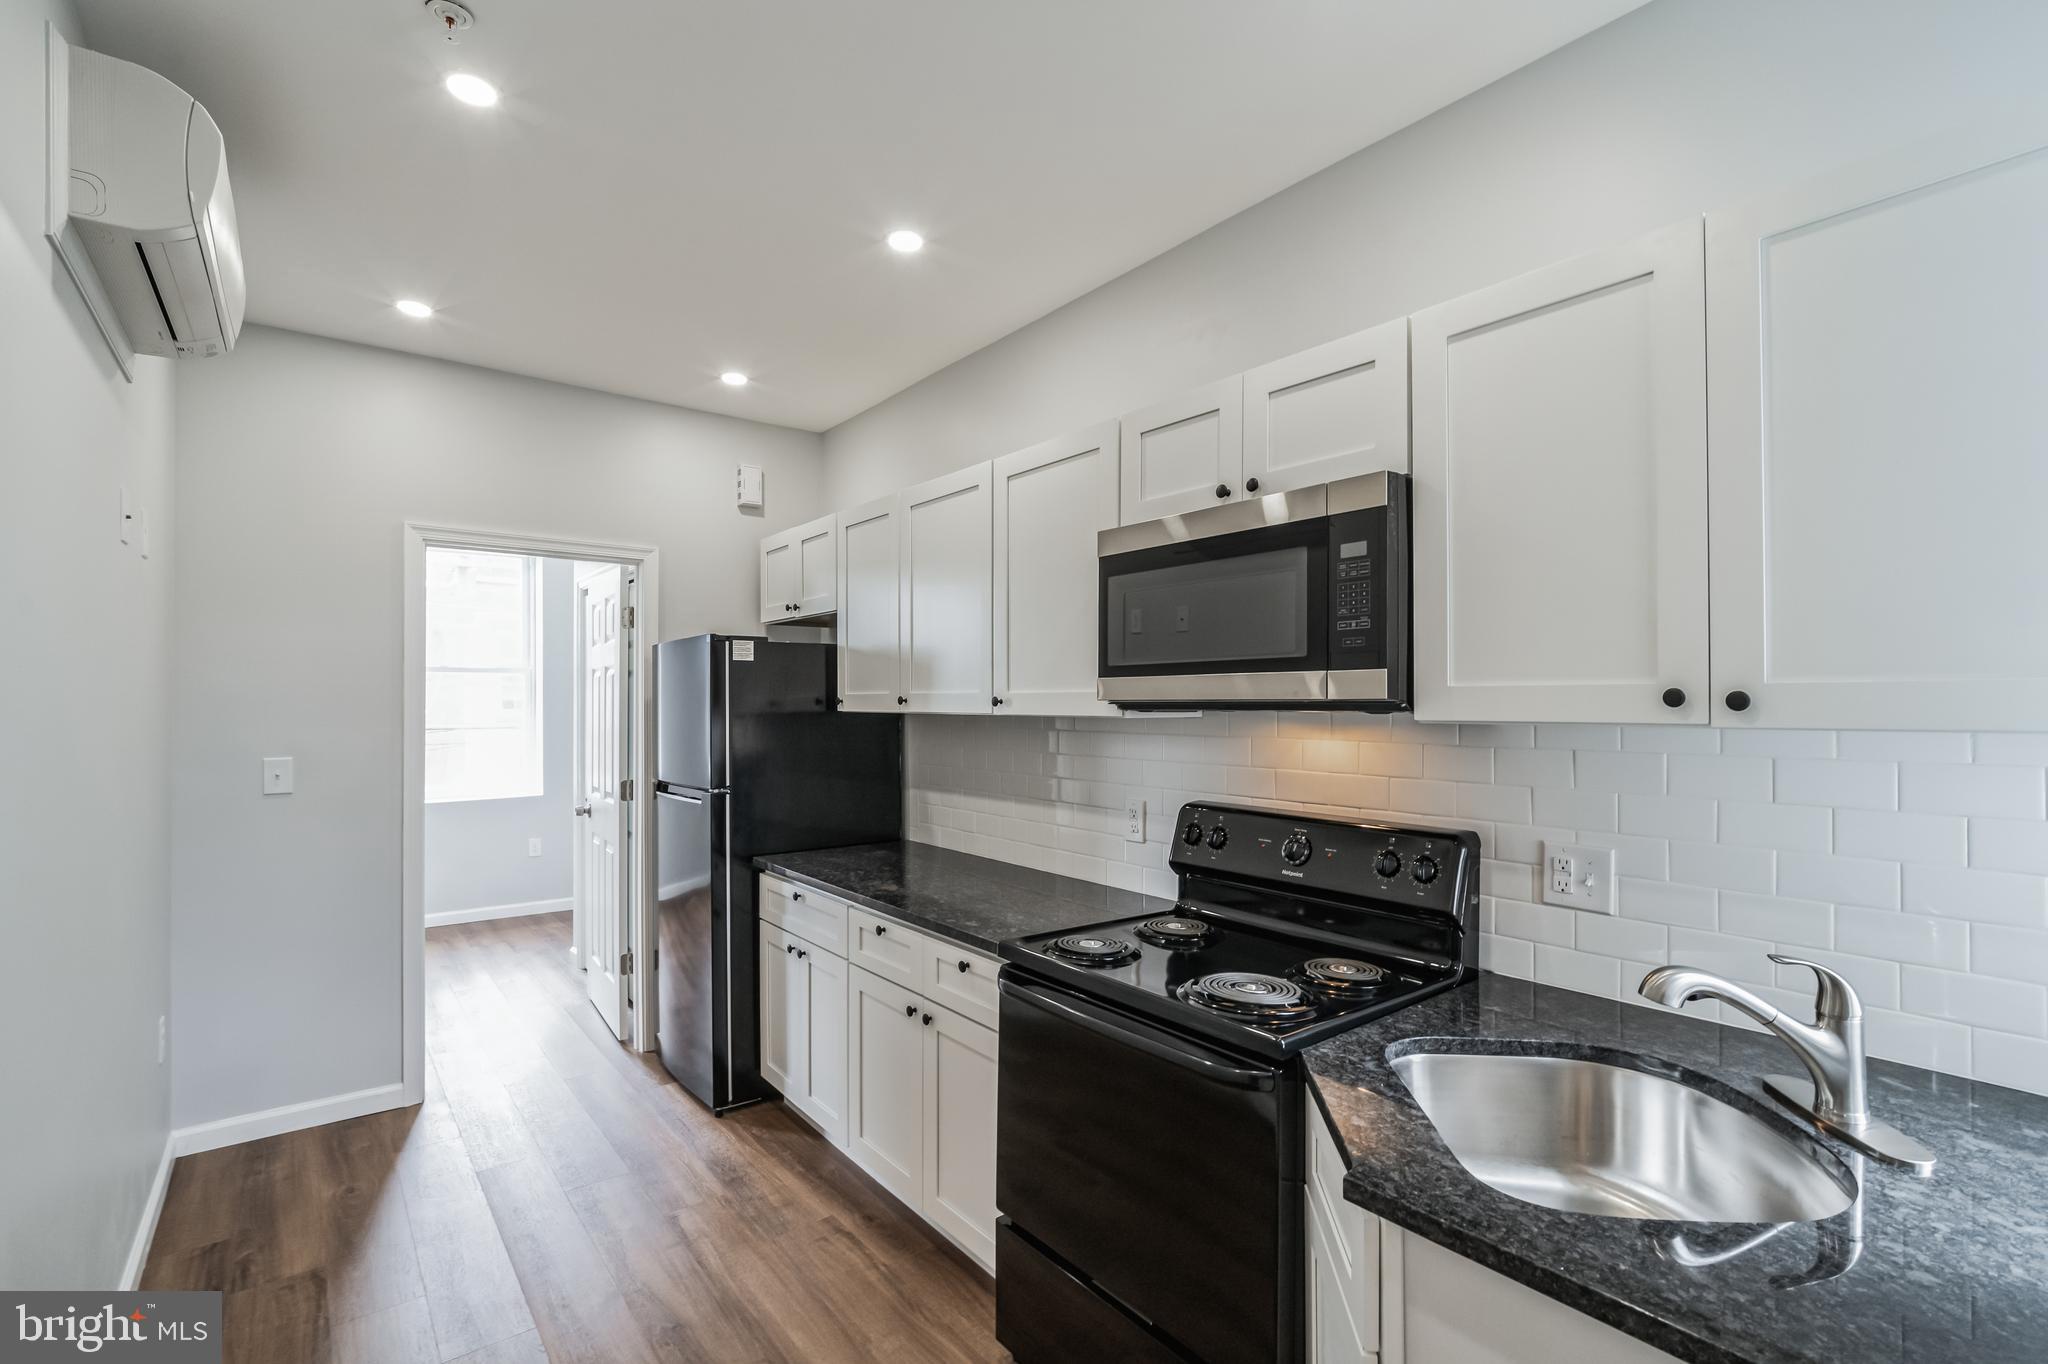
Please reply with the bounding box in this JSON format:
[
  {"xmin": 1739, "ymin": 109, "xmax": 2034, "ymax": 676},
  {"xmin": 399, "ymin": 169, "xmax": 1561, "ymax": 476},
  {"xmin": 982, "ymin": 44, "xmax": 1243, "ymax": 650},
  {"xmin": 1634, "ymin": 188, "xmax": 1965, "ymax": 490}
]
[{"xmin": 1392, "ymin": 1049, "xmax": 1857, "ymax": 1222}]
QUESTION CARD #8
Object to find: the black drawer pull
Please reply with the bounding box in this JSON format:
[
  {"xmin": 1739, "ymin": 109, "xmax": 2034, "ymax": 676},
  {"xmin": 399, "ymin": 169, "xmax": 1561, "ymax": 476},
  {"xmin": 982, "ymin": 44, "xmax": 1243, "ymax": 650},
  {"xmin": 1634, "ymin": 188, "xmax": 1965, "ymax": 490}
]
[
  {"xmin": 921, "ymin": 1013, "xmax": 933, "ymax": 1026},
  {"xmin": 905, "ymin": 1004, "xmax": 916, "ymax": 1017},
  {"xmin": 958, "ymin": 960, "xmax": 972, "ymax": 973},
  {"xmin": 874, "ymin": 925, "xmax": 886, "ymax": 936}
]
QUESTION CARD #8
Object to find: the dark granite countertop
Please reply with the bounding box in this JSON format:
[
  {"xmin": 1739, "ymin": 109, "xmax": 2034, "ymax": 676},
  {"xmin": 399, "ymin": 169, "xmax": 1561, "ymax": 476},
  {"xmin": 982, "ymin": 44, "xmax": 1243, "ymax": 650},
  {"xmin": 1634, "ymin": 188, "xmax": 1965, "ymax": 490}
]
[
  {"xmin": 1303, "ymin": 973, "xmax": 2048, "ymax": 1364},
  {"xmin": 752, "ymin": 841, "xmax": 1170, "ymax": 954}
]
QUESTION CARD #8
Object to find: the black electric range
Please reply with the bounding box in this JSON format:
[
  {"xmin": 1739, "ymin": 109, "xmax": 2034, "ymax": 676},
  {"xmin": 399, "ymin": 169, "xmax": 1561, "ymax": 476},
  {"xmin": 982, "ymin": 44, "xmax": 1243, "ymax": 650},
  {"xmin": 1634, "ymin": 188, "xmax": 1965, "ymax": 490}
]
[{"xmin": 995, "ymin": 802, "xmax": 1480, "ymax": 1364}]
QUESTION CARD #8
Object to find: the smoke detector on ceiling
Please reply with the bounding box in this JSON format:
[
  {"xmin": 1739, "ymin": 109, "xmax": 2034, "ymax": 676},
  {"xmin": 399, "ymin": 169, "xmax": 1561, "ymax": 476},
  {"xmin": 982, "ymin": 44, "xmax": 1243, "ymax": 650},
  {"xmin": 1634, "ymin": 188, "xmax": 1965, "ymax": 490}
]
[{"xmin": 426, "ymin": 2, "xmax": 476, "ymax": 42}]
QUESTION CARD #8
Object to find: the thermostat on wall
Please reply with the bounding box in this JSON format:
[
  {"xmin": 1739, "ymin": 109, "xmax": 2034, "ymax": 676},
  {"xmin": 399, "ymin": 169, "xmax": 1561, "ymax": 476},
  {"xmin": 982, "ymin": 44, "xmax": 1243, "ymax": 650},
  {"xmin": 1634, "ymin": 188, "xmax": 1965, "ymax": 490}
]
[{"xmin": 736, "ymin": 465, "xmax": 764, "ymax": 508}]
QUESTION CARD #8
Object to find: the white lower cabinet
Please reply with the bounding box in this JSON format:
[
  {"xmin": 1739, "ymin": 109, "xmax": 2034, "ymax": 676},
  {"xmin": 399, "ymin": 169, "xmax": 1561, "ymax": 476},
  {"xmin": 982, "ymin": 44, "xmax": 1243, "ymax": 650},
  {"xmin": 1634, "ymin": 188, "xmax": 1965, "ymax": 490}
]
[
  {"xmin": 758, "ymin": 921, "xmax": 847, "ymax": 1147},
  {"xmin": 847, "ymin": 963, "xmax": 1000, "ymax": 1272}
]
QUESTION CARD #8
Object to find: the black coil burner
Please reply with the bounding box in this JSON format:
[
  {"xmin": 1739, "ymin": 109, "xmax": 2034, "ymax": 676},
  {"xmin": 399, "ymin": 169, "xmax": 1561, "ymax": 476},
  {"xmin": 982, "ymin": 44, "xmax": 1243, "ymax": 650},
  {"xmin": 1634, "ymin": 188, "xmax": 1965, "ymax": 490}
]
[
  {"xmin": 1135, "ymin": 914, "xmax": 1217, "ymax": 949},
  {"xmin": 1176, "ymin": 972, "xmax": 1318, "ymax": 1023},
  {"xmin": 1046, "ymin": 934, "xmax": 1141, "ymax": 967},
  {"xmin": 1291, "ymin": 957, "xmax": 1391, "ymax": 999}
]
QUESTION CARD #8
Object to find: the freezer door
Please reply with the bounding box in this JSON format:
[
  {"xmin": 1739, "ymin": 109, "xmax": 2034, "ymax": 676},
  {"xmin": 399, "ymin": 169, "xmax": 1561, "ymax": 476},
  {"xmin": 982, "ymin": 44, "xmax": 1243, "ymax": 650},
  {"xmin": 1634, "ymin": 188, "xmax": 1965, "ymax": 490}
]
[{"xmin": 655, "ymin": 635, "xmax": 721, "ymax": 791}]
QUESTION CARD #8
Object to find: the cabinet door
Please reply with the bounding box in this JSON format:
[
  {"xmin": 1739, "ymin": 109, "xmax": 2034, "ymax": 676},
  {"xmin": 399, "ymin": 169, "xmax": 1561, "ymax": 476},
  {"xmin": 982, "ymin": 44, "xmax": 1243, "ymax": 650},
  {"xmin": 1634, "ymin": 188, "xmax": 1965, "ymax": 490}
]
[
  {"xmin": 1411, "ymin": 219, "xmax": 1709, "ymax": 725},
  {"xmin": 922, "ymin": 1002, "xmax": 999, "ymax": 1273},
  {"xmin": 794, "ymin": 514, "xmax": 837, "ymax": 619},
  {"xmin": 759, "ymin": 531, "xmax": 798, "ymax": 622},
  {"xmin": 993, "ymin": 422, "xmax": 1119, "ymax": 716},
  {"xmin": 1119, "ymin": 378, "xmax": 1244, "ymax": 524},
  {"xmin": 1706, "ymin": 124, "xmax": 2048, "ymax": 730},
  {"xmin": 1307, "ymin": 1198, "xmax": 1370, "ymax": 1364},
  {"xmin": 757, "ymin": 922, "xmax": 797, "ymax": 1097},
  {"xmin": 899, "ymin": 463, "xmax": 993, "ymax": 714},
  {"xmin": 837, "ymin": 494, "xmax": 902, "ymax": 712},
  {"xmin": 796, "ymin": 944, "xmax": 849, "ymax": 1148},
  {"xmin": 847, "ymin": 966, "xmax": 924, "ymax": 1205},
  {"xmin": 1244, "ymin": 319, "xmax": 1410, "ymax": 495}
]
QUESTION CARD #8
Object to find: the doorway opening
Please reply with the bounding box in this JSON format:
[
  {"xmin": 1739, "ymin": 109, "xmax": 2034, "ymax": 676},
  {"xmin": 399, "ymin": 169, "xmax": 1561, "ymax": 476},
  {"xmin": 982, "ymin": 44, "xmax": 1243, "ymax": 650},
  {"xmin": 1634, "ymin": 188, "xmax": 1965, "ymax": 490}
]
[{"xmin": 402, "ymin": 525, "xmax": 660, "ymax": 1109}]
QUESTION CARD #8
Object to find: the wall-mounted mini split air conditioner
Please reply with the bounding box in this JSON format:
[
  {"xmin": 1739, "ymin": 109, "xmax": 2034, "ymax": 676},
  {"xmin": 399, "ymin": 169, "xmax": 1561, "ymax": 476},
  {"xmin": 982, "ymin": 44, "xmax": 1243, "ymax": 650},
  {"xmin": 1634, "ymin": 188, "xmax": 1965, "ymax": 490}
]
[{"xmin": 44, "ymin": 24, "xmax": 246, "ymax": 380}]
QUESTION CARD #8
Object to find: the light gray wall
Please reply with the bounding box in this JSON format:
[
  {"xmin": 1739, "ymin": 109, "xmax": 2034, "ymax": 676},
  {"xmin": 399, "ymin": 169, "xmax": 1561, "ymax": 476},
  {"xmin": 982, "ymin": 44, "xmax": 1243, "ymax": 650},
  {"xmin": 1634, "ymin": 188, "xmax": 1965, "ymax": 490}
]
[
  {"xmin": 171, "ymin": 326, "xmax": 826, "ymax": 1128},
  {"xmin": 423, "ymin": 556, "xmax": 577, "ymax": 917},
  {"xmin": 824, "ymin": 0, "xmax": 2048, "ymax": 503},
  {"xmin": 0, "ymin": 0, "xmax": 177, "ymax": 1287}
]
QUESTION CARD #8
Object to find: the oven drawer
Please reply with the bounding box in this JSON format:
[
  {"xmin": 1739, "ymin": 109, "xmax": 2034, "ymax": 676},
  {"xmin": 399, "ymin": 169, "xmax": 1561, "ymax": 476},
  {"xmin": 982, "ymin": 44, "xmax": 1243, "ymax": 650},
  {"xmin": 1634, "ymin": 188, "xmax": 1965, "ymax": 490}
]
[{"xmin": 997, "ymin": 971, "xmax": 1301, "ymax": 1364}]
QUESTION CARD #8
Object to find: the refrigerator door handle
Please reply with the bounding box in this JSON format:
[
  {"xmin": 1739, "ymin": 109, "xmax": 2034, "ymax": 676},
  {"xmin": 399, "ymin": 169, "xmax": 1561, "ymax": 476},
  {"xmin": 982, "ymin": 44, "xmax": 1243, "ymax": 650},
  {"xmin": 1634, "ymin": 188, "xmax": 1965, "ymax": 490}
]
[{"xmin": 660, "ymin": 791, "xmax": 704, "ymax": 805}]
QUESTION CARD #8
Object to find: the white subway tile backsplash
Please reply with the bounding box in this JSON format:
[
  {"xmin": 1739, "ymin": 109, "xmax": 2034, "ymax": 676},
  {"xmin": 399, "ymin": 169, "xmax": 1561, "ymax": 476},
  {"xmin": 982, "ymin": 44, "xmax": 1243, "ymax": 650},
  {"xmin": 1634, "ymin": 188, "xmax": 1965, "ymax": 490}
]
[
  {"xmin": 1900, "ymin": 966, "xmax": 2047, "ymax": 1035},
  {"xmin": 1719, "ymin": 892, "xmax": 1834, "ymax": 949},
  {"xmin": 1668, "ymin": 753, "xmax": 1773, "ymax": 802},
  {"xmin": 907, "ymin": 712, "xmax": 2048, "ymax": 1095},
  {"xmin": 1970, "ymin": 1029, "xmax": 2048, "ymax": 1091},
  {"xmin": 1836, "ymin": 808, "xmax": 1969, "ymax": 866},
  {"xmin": 1900, "ymin": 762, "xmax": 2046, "ymax": 820},
  {"xmin": 1835, "ymin": 906, "xmax": 1968, "ymax": 970},
  {"xmin": 1776, "ymin": 852, "xmax": 1900, "ymax": 910}
]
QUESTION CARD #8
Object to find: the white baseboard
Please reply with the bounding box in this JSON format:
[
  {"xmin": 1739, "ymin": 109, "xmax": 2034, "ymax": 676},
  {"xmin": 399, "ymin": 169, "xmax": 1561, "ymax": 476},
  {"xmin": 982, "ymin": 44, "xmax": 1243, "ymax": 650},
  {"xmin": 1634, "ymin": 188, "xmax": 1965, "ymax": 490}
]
[
  {"xmin": 425, "ymin": 895, "xmax": 572, "ymax": 929},
  {"xmin": 119, "ymin": 1133, "xmax": 176, "ymax": 1290},
  {"xmin": 170, "ymin": 1082, "xmax": 410, "ymax": 1158}
]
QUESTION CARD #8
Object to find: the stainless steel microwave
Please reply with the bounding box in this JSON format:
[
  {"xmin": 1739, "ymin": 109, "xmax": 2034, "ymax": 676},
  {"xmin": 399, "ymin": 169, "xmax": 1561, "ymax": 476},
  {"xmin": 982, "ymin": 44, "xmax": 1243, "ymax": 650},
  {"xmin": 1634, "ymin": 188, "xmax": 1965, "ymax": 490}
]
[{"xmin": 1096, "ymin": 472, "xmax": 1411, "ymax": 709}]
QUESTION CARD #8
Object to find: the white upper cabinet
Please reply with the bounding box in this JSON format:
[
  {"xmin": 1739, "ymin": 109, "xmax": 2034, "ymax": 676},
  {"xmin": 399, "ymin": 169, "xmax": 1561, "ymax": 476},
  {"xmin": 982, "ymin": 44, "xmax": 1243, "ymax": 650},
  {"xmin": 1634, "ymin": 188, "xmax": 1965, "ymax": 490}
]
[
  {"xmin": 758, "ymin": 513, "xmax": 836, "ymax": 623},
  {"xmin": 1707, "ymin": 123, "xmax": 2048, "ymax": 730},
  {"xmin": 758, "ymin": 532, "xmax": 798, "ymax": 623},
  {"xmin": 899, "ymin": 462, "xmax": 994, "ymax": 714},
  {"xmin": 1243, "ymin": 319, "xmax": 1411, "ymax": 495},
  {"xmin": 836, "ymin": 494, "xmax": 902, "ymax": 711},
  {"xmin": 1119, "ymin": 378, "xmax": 1244, "ymax": 524},
  {"xmin": 1411, "ymin": 219, "xmax": 1710, "ymax": 725},
  {"xmin": 993, "ymin": 422, "xmax": 1119, "ymax": 716}
]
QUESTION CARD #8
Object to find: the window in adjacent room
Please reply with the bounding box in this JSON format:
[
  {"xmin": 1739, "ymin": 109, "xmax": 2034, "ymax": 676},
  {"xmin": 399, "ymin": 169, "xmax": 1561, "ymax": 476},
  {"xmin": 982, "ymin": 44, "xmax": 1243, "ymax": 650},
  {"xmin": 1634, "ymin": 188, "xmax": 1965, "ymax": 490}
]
[{"xmin": 425, "ymin": 548, "xmax": 543, "ymax": 802}]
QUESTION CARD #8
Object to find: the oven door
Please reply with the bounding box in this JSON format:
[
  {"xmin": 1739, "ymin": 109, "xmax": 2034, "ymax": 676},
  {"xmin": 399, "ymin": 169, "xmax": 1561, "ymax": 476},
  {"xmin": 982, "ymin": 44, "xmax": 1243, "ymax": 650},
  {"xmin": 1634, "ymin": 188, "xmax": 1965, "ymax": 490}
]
[
  {"xmin": 1097, "ymin": 487, "xmax": 1330, "ymax": 705},
  {"xmin": 997, "ymin": 971, "xmax": 1302, "ymax": 1364}
]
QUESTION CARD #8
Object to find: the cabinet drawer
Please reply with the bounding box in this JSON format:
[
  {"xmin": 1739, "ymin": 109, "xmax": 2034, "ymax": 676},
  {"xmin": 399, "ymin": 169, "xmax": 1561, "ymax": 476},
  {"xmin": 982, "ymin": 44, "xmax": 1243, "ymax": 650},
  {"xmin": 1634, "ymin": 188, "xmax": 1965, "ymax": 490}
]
[
  {"xmin": 848, "ymin": 906, "xmax": 933, "ymax": 991},
  {"xmin": 918, "ymin": 940, "xmax": 1001, "ymax": 1031},
  {"xmin": 1306, "ymin": 1092, "xmax": 1378, "ymax": 1351},
  {"xmin": 759, "ymin": 875, "xmax": 848, "ymax": 956}
]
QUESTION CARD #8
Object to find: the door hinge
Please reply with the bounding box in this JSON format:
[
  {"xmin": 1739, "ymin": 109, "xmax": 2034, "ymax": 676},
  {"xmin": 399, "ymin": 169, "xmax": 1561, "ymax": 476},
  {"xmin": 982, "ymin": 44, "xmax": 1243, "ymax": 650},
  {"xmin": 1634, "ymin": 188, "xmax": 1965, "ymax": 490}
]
[
  {"xmin": 623, "ymin": 604, "xmax": 635, "ymax": 629},
  {"xmin": 619, "ymin": 777, "xmax": 634, "ymax": 801},
  {"xmin": 621, "ymin": 950, "xmax": 633, "ymax": 975}
]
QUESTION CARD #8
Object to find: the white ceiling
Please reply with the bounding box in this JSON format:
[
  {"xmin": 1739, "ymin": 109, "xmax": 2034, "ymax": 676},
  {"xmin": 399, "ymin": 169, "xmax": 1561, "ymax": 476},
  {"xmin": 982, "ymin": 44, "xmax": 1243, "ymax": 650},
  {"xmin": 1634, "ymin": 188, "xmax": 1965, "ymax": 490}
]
[{"xmin": 75, "ymin": 0, "xmax": 1645, "ymax": 431}]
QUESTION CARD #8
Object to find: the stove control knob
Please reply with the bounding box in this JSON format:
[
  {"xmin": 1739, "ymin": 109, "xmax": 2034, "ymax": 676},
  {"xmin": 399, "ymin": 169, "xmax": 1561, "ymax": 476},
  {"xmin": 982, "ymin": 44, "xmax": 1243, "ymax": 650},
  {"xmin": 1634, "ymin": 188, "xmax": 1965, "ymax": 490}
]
[
  {"xmin": 1181, "ymin": 820, "xmax": 1204, "ymax": 846},
  {"xmin": 1412, "ymin": 855, "xmax": 1441, "ymax": 886},
  {"xmin": 1206, "ymin": 825, "xmax": 1229, "ymax": 850},
  {"xmin": 1281, "ymin": 834, "xmax": 1312, "ymax": 866},
  {"xmin": 1374, "ymin": 849, "xmax": 1403, "ymax": 878}
]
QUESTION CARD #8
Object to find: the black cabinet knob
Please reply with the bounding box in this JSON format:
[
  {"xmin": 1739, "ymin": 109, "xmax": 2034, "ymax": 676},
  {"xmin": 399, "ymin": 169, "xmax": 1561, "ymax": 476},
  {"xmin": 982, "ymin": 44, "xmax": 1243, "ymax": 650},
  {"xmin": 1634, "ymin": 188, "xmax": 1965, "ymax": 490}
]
[
  {"xmin": 1725, "ymin": 689, "xmax": 1752, "ymax": 713},
  {"xmin": 791, "ymin": 891, "xmax": 803, "ymax": 901},
  {"xmin": 874, "ymin": 925, "xmax": 886, "ymax": 936},
  {"xmin": 785, "ymin": 944, "xmax": 795, "ymax": 954},
  {"xmin": 904, "ymin": 1004, "xmax": 916, "ymax": 1017},
  {"xmin": 1215, "ymin": 484, "xmax": 1230, "ymax": 498},
  {"xmin": 1661, "ymin": 687, "xmax": 1686, "ymax": 709},
  {"xmin": 957, "ymin": 960, "xmax": 971, "ymax": 973},
  {"xmin": 797, "ymin": 949, "xmax": 807, "ymax": 959},
  {"xmin": 897, "ymin": 695, "xmax": 907, "ymax": 705},
  {"xmin": 1245, "ymin": 477, "xmax": 1260, "ymax": 492},
  {"xmin": 921, "ymin": 1013, "xmax": 933, "ymax": 1026},
  {"xmin": 992, "ymin": 696, "xmax": 1005, "ymax": 707}
]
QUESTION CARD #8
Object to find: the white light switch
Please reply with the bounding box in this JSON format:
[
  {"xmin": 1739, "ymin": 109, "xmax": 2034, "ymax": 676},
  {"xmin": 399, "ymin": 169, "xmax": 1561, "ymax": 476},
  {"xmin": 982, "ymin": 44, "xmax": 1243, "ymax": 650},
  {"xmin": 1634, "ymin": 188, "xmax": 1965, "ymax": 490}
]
[
  {"xmin": 1541, "ymin": 841, "xmax": 1614, "ymax": 914},
  {"xmin": 262, "ymin": 757, "xmax": 295, "ymax": 795}
]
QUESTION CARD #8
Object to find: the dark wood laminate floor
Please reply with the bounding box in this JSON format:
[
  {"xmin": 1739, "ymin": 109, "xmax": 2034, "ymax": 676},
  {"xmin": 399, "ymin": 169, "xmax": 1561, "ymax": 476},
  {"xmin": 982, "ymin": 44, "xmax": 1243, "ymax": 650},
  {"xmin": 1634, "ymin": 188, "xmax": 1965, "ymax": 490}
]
[{"xmin": 141, "ymin": 912, "xmax": 1005, "ymax": 1364}]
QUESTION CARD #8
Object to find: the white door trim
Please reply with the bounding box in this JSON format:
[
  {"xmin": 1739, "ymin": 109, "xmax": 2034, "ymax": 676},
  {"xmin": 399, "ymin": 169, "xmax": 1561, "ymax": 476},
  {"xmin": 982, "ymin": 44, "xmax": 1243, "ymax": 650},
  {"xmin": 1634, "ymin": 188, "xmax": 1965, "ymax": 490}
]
[{"xmin": 402, "ymin": 523, "xmax": 660, "ymax": 1109}]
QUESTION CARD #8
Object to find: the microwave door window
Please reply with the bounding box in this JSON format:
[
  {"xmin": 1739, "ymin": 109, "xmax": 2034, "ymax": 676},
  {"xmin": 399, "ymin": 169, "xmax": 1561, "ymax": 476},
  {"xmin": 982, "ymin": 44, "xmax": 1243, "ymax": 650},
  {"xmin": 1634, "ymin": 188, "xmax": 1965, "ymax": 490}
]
[{"xmin": 1106, "ymin": 546, "xmax": 1310, "ymax": 669}]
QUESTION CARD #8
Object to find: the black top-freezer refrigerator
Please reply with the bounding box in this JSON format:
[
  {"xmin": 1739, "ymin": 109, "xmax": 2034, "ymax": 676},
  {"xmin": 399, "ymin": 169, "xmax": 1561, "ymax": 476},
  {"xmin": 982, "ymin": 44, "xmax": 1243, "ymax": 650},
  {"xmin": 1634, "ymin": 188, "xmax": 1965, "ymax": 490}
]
[{"xmin": 653, "ymin": 634, "xmax": 902, "ymax": 1112}]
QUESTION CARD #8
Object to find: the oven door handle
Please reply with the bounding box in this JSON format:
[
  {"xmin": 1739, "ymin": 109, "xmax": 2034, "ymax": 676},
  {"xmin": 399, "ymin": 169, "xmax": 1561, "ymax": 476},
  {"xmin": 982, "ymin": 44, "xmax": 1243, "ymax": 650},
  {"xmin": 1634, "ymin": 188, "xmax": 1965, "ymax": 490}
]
[{"xmin": 998, "ymin": 975, "xmax": 1278, "ymax": 1091}]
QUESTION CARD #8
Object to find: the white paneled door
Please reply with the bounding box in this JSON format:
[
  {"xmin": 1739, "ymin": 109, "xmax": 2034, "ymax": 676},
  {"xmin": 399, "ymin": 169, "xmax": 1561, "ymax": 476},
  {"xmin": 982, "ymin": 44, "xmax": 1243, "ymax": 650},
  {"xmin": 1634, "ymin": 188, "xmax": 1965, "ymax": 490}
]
[
  {"xmin": 1242, "ymin": 318, "xmax": 1411, "ymax": 494},
  {"xmin": 900, "ymin": 463, "xmax": 994, "ymax": 714},
  {"xmin": 575, "ymin": 563, "xmax": 631, "ymax": 1039},
  {"xmin": 993, "ymin": 422, "xmax": 1119, "ymax": 715},
  {"xmin": 1411, "ymin": 218, "xmax": 1709, "ymax": 725},
  {"xmin": 1707, "ymin": 122, "xmax": 2048, "ymax": 730},
  {"xmin": 1119, "ymin": 378, "xmax": 1245, "ymax": 524},
  {"xmin": 836, "ymin": 495, "xmax": 902, "ymax": 712}
]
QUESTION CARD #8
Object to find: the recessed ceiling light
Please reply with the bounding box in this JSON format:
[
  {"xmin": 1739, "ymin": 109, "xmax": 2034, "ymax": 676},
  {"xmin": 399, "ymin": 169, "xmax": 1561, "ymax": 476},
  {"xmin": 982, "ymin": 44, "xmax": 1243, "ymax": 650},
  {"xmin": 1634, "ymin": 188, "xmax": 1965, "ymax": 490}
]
[
  {"xmin": 720, "ymin": 371, "xmax": 749, "ymax": 387},
  {"xmin": 444, "ymin": 73, "xmax": 498, "ymax": 107},
  {"xmin": 885, "ymin": 229, "xmax": 925, "ymax": 254},
  {"xmin": 394, "ymin": 299, "xmax": 434, "ymax": 319}
]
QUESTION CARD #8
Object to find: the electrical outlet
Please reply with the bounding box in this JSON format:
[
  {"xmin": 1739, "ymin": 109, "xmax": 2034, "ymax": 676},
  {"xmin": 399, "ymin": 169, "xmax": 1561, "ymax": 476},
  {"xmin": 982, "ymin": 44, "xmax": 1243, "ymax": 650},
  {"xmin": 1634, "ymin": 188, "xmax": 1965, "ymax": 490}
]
[
  {"xmin": 262, "ymin": 757, "xmax": 294, "ymax": 795},
  {"xmin": 1123, "ymin": 796, "xmax": 1146, "ymax": 843},
  {"xmin": 528, "ymin": 837, "xmax": 543, "ymax": 858},
  {"xmin": 157, "ymin": 1015, "xmax": 167, "ymax": 1065},
  {"xmin": 1541, "ymin": 841, "xmax": 1615, "ymax": 914}
]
